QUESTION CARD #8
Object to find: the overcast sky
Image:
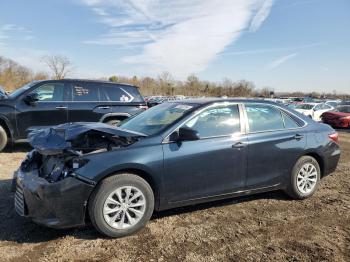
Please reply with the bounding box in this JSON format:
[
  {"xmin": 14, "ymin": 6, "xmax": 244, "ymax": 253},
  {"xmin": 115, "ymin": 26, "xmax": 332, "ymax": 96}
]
[{"xmin": 0, "ymin": 0, "xmax": 349, "ymax": 93}]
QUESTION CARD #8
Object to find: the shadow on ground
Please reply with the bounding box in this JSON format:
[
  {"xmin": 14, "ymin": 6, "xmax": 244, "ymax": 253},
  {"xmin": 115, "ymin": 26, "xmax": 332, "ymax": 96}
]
[
  {"xmin": 0, "ymin": 177, "xmax": 289, "ymax": 243},
  {"xmin": 4, "ymin": 142, "xmax": 32, "ymax": 153}
]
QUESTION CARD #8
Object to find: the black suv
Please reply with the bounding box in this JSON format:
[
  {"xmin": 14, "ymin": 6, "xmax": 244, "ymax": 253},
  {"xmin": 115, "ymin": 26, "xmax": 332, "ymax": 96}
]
[{"xmin": 0, "ymin": 79, "xmax": 147, "ymax": 151}]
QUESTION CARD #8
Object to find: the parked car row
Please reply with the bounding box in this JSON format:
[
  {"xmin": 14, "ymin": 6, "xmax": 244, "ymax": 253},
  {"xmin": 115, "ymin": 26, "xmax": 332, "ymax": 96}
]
[{"xmin": 321, "ymin": 101, "xmax": 350, "ymax": 128}]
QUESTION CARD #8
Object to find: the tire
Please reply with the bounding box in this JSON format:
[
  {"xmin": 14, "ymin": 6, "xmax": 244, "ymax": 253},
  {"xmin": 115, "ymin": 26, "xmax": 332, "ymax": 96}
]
[
  {"xmin": 286, "ymin": 156, "xmax": 321, "ymax": 200},
  {"xmin": 105, "ymin": 119, "xmax": 121, "ymax": 126},
  {"xmin": 0, "ymin": 125, "xmax": 8, "ymax": 152},
  {"xmin": 89, "ymin": 173, "xmax": 154, "ymax": 238}
]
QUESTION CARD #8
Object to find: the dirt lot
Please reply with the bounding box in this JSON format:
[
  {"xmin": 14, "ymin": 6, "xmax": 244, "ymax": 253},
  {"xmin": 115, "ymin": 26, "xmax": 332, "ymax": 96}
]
[{"xmin": 0, "ymin": 132, "xmax": 349, "ymax": 262}]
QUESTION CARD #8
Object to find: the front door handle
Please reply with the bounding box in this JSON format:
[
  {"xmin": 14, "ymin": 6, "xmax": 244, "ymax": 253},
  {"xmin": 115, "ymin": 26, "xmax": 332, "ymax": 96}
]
[
  {"xmin": 98, "ymin": 106, "xmax": 111, "ymax": 109},
  {"xmin": 294, "ymin": 134, "xmax": 304, "ymax": 140},
  {"xmin": 232, "ymin": 142, "xmax": 246, "ymax": 149},
  {"xmin": 56, "ymin": 106, "xmax": 67, "ymax": 110}
]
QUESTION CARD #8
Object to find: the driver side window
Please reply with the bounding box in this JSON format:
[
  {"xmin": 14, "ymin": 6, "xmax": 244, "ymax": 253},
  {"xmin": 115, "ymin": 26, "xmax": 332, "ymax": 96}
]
[
  {"xmin": 184, "ymin": 105, "xmax": 241, "ymax": 138},
  {"xmin": 29, "ymin": 83, "xmax": 65, "ymax": 102}
]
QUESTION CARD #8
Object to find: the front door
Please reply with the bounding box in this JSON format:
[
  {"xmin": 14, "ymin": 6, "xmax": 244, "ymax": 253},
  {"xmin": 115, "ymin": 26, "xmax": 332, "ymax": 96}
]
[
  {"xmin": 162, "ymin": 104, "xmax": 247, "ymax": 203},
  {"xmin": 15, "ymin": 82, "xmax": 69, "ymax": 138}
]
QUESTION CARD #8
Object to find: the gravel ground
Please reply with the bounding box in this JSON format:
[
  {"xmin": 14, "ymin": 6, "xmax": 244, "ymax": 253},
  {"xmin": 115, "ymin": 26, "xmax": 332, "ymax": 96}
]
[{"xmin": 0, "ymin": 131, "xmax": 349, "ymax": 262}]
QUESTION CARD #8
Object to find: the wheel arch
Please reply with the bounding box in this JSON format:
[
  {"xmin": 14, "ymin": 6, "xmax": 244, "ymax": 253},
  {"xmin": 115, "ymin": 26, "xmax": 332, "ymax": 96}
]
[
  {"xmin": 303, "ymin": 152, "xmax": 325, "ymax": 177},
  {"xmin": 87, "ymin": 166, "xmax": 161, "ymax": 216},
  {"xmin": 0, "ymin": 115, "xmax": 14, "ymax": 140},
  {"xmin": 100, "ymin": 113, "xmax": 130, "ymax": 123}
]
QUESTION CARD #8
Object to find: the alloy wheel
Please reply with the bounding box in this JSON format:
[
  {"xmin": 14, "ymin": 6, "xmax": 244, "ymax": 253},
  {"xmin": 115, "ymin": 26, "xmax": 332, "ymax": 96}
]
[
  {"xmin": 296, "ymin": 163, "xmax": 318, "ymax": 194},
  {"xmin": 103, "ymin": 186, "xmax": 146, "ymax": 229}
]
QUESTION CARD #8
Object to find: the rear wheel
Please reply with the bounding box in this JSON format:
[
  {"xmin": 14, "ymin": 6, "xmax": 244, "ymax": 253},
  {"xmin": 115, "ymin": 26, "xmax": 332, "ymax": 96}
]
[
  {"xmin": 286, "ymin": 156, "xmax": 320, "ymax": 199},
  {"xmin": 0, "ymin": 125, "xmax": 8, "ymax": 152},
  {"xmin": 89, "ymin": 173, "xmax": 154, "ymax": 238}
]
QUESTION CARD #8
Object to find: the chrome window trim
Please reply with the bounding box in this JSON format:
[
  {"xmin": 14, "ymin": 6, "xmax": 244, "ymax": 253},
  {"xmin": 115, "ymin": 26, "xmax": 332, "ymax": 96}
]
[
  {"xmin": 35, "ymin": 101, "xmax": 138, "ymax": 103},
  {"xmin": 242, "ymin": 102, "xmax": 307, "ymax": 134},
  {"xmin": 162, "ymin": 102, "xmax": 244, "ymax": 144}
]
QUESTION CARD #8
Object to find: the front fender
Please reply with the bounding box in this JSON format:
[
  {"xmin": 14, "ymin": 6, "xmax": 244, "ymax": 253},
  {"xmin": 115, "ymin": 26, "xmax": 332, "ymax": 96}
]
[{"xmin": 75, "ymin": 144, "xmax": 163, "ymax": 186}]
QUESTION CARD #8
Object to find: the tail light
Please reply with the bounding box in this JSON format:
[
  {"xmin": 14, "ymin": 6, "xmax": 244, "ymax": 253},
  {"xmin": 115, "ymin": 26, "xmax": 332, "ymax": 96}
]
[{"xmin": 329, "ymin": 132, "xmax": 339, "ymax": 143}]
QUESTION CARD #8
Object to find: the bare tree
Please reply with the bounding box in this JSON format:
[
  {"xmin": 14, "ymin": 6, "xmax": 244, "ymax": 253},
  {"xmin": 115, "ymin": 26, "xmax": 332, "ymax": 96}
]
[{"xmin": 42, "ymin": 55, "xmax": 73, "ymax": 80}]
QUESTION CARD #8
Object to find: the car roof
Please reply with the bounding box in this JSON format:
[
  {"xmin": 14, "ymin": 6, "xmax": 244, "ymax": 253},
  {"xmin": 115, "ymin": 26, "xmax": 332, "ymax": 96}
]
[
  {"xmin": 34, "ymin": 79, "xmax": 138, "ymax": 88},
  {"xmin": 173, "ymin": 97, "xmax": 280, "ymax": 106}
]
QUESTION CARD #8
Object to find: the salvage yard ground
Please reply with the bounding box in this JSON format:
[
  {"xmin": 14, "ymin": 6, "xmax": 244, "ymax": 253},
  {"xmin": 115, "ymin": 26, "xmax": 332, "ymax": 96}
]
[{"xmin": 0, "ymin": 131, "xmax": 349, "ymax": 261}]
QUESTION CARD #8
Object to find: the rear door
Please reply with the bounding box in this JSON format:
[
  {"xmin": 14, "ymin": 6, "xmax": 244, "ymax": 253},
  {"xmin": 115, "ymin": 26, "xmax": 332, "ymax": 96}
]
[
  {"xmin": 66, "ymin": 81, "xmax": 102, "ymax": 123},
  {"xmin": 15, "ymin": 82, "xmax": 69, "ymax": 138},
  {"xmin": 244, "ymin": 103, "xmax": 307, "ymax": 189}
]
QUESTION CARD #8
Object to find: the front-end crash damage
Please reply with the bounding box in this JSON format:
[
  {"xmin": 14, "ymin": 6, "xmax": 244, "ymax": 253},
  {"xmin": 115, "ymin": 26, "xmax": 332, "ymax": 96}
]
[
  {"xmin": 13, "ymin": 122, "xmax": 146, "ymax": 228},
  {"xmin": 25, "ymin": 122, "xmax": 146, "ymax": 183}
]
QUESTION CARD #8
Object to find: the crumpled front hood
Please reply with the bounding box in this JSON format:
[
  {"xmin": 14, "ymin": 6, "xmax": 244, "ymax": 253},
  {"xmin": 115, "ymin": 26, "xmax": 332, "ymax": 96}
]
[{"xmin": 28, "ymin": 122, "xmax": 147, "ymax": 155}]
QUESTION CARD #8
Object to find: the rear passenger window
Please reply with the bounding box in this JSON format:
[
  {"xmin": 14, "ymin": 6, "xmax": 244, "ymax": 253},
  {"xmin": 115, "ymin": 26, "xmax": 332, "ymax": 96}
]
[
  {"xmin": 99, "ymin": 84, "xmax": 143, "ymax": 102},
  {"xmin": 72, "ymin": 83, "xmax": 99, "ymax": 101},
  {"xmin": 246, "ymin": 104, "xmax": 284, "ymax": 132},
  {"xmin": 282, "ymin": 112, "xmax": 300, "ymax": 129}
]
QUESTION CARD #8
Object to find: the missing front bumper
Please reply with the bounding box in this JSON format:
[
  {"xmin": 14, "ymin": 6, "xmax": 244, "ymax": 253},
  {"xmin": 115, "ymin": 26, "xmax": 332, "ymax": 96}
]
[{"xmin": 14, "ymin": 169, "xmax": 95, "ymax": 229}]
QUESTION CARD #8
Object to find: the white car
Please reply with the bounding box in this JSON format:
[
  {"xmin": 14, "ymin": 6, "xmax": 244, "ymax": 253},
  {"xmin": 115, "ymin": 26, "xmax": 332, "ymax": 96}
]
[
  {"xmin": 294, "ymin": 103, "xmax": 334, "ymax": 121},
  {"xmin": 325, "ymin": 100, "xmax": 341, "ymax": 108}
]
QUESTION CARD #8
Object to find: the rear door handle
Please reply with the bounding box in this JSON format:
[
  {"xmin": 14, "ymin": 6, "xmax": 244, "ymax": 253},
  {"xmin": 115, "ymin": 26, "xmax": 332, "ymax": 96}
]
[
  {"xmin": 293, "ymin": 134, "xmax": 304, "ymax": 140},
  {"xmin": 56, "ymin": 106, "xmax": 67, "ymax": 110},
  {"xmin": 232, "ymin": 142, "xmax": 246, "ymax": 149}
]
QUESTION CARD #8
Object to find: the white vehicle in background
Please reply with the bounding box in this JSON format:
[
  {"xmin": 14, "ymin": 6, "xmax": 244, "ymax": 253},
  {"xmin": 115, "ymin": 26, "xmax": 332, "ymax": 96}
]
[
  {"xmin": 325, "ymin": 100, "xmax": 341, "ymax": 108},
  {"xmin": 294, "ymin": 103, "xmax": 334, "ymax": 121}
]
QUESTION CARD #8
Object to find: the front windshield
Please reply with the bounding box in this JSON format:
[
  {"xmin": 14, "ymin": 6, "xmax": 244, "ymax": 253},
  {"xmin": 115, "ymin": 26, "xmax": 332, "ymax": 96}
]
[
  {"xmin": 295, "ymin": 104, "xmax": 314, "ymax": 110},
  {"xmin": 8, "ymin": 81, "xmax": 38, "ymax": 98},
  {"xmin": 119, "ymin": 102, "xmax": 197, "ymax": 135},
  {"xmin": 336, "ymin": 106, "xmax": 350, "ymax": 113}
]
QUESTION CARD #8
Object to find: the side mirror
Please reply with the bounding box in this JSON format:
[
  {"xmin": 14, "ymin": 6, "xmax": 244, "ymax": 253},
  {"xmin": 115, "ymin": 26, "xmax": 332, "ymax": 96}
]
[
  {"xmin": 170, "ymin": 127, "xmax": 200, "ymax": 142},
  {"xmin": 23, "ymin": 93, "xmax": 39, "ymax": 105}
]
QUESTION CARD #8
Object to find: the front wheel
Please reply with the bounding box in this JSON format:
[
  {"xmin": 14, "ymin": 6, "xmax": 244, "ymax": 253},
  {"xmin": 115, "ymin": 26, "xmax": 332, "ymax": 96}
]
[
  {"xmin": 0, "ymin": 125, "xmax": 8, "ymax": 152},
  {"xmin": 286, "ymin": 156, "xmax": 321, "ymax": 199},
  {"xmin": 89, "ymin": 173, "xmax": 154, "ymax": 238}
]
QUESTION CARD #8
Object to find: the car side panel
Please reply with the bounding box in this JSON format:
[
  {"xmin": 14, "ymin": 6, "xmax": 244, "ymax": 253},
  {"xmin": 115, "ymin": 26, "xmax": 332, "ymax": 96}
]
[
  {"xmin": 246, "ymin": 129, "xmax": 307, "ymax": 188},
  {"xmin": 162, "ymin": 135, "xmax": 247, "ymax": 203},
  {"xmin": 304, "ymin": 126, "xmax": 340, "ymax": 176}
]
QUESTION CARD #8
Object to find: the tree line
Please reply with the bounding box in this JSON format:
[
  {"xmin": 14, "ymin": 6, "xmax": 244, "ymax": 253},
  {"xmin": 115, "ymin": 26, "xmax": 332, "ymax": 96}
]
[{"xmin": 0, "ymin": 55, "xmax": 349, "ymax": 99}]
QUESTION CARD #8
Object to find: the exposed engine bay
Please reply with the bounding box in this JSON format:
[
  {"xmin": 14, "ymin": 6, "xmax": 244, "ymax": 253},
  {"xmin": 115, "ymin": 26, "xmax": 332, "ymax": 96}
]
[{"xmin": 21, "ymin": 122, "xmax": 146, "ymax": 183}]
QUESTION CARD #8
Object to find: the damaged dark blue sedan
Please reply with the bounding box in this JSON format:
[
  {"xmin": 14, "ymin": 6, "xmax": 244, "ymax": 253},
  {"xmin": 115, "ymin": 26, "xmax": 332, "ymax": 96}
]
[{"xmin": 13, "ymin": 99, "xmax": 341, "ymax": 237}]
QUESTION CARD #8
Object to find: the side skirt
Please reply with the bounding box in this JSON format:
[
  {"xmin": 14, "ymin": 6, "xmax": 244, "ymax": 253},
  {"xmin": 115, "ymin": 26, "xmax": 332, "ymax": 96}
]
[{"xmin": 157, "ymin": 183, "xmax": 282, "ymax": 211}]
